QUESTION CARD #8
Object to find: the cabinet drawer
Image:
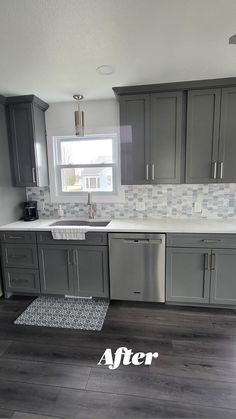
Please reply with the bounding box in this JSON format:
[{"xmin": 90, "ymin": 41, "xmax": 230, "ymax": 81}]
[
  {"xmin": 36, "ymin": 231, "xmax": 108, "ymax": 246},
  {"xmin": 166, "ymin": 234, "xmax": 236, "ymax": 248},
  {"xmin": 0, "ymin": 231, "xmax": 36, "ymax": 244},
  {"xmin": 1, "ymin": 244, "xmax": 38, "ymax": 268},
  {"xmin": 4, "ymin": 268, "xmax": 40, "ymax": 293}
]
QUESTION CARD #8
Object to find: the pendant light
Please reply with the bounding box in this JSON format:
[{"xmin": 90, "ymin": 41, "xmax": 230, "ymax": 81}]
[
  {"xmin": 229, "ymin": 34, "xmax": 236, "ymax": 44},
  {"xmin": 73, "ymin": 94, "xmax": 84, "ymax": 136}
]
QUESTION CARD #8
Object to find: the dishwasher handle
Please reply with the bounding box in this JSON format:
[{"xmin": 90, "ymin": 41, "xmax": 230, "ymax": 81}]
[{"xmin": 122, "ymin": 239, "xmax": 162, "ymax": 244}]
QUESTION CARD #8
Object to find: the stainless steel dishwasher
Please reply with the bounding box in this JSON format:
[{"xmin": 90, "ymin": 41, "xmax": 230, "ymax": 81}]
[{"xmin": 109, "ymin": 233, "xmax": 165, "ymax": 302}]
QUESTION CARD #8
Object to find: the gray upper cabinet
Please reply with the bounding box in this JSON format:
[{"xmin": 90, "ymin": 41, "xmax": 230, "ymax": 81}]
[
  {"xmin": 166, "ymin": 247, "xmax": 211, "ymax": 304},
  {"xmin": 150, "ymin": 91, "xmax": 184, "ymax": 183},
  {"xmin": 218, "ymin": 87, "xmax": 236, "ymax": 182},
  {"xmin": 186, "ymin": 89, "xmax": 221, "ymax": 183},
  {"xmin": 210, "ymin": 248, "xmax": 236, "ymax": 305},
  {"xmin": 119, "ymin": 94, "xmax": 150, "ymax": 184},
  {"xmin": 7, "ymin": 95, "xmax": 49, "ymax": 187},
  {"xmin": 119, "ymin": 92, "xmax": 184, "ymax": 184},
  {"xmin": 186, "ymin": 86, "xmax": 236, "ymax": 183}
]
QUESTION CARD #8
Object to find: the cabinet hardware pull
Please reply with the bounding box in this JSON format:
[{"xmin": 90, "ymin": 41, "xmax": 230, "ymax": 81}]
[
  {"xmin": 10, "ymin": 255, "xmax": 26, "ymax": 259},
  {"xmin": 201, "ymin": 239, "xmax": 222, "ymax": 243},
  {"xmin": 8, "ymin": 236, "xmax": 23, "ymax": 240},
  {"xmin": 12, "ymin": 279, "xmax": 28, "ymax": 284},
  {"xmin": 151, "ymin": 164, "xmax": 155, "ymax": 181},
  {"xmin": 204, "ymin": 254, "xmax": 210, "ymax": 270},
  {"xmin": 32, "ymin": 168, "xmax": 36, "ymax": 183},
  {"xmin": 210, "ymin": 253, "xmax": 216, "ymax": 270},
  {"xmin": 219, "ymin": 162, "xmax": 224, "ymax": 179},
  {"xmin": 212, "ymin": 162, "xmax": 217, "ymax": 179},
  {"xmin": 123, "ymin": 239, "xmax": 162, "ymax": 244},
  {"xmin": 145, "ymin": 164, "xmax": 149, "ymax": 181},
  {"xmin": 73, "ymin": 249, "xmax": 77, "ymax": 265},
  {"xmin": 67, "ymin": 250, "xmax": 71, "ymax": 265}
]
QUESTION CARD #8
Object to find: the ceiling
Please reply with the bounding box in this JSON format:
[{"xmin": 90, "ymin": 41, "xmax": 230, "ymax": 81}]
[{"xmin": 1, "ymin": 0, "xmax": 236, "ymax": 103}]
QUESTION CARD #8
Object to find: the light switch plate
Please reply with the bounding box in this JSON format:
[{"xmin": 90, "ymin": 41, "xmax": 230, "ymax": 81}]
[{"xmin": 194, "ymin": 202, "xmax": 202, "ymax": 213}]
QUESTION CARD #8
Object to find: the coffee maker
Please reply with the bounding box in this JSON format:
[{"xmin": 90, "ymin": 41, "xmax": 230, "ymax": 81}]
[{"xmin": 23, "ymin": 201, "xmax": 39, "ymax": 221}]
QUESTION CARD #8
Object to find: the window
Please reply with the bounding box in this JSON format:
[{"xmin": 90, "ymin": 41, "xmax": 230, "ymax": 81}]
[{"xmin": 48, "ymin": 134, "xmax": 122, "ymax": 203}]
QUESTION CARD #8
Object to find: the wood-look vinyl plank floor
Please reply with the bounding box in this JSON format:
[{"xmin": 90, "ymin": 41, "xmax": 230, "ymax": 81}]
[{"xmin": 0, "ymin": 297, "xmax": 236, "ymax": 418}]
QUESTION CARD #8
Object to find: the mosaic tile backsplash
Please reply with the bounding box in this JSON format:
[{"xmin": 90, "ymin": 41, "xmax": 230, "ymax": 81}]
[{"xmin": 26, "ymin": 184, "xmax": 236, "ymax": 219}]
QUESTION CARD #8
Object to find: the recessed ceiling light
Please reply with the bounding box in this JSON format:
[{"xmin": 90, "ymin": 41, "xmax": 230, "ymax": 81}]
[{"xmin": 96, "ymin": 65, "xmax": 115, "ymax": 75}]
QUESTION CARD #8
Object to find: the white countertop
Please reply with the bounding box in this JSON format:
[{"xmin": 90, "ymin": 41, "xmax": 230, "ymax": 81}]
[{"xmin": 1, "ymin": 217, "xmax": 236, "ymax": 234}]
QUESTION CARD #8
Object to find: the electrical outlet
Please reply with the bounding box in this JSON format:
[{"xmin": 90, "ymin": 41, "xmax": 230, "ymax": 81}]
[
  {"xmin": 136, "ymin": 201, "xmax": 145, "ymax": 211},
  {"xmin": 37, "ymin": 201, "xmax": 44, "ymax": 212},
  {"xmin": 194, "ymin": 202, "xmax": 202, "ymax": 213}
]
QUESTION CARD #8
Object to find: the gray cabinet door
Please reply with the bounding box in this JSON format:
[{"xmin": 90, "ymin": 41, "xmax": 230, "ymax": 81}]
[
  {"xmin": 218, "ymin": 87, "xmax": 236, "ymax": 182},
  {"xmin": 73, "ymin": 246, "xmax": 109, "ymax": 298},
  {"xmin": 166, "ymin": 247, "xmax": 211, "ymax": 304},
  {"xmin": 210, "ymin": 249, "xmax": 236, "ymax": 305},
  {"xmin": 38, "ymin": 245, "xmax": 74, "ymax": 295},
  {"xmin": 8, "ymin": 103, "xmax": 36, "ymax": 187},
  {"xmin": 119, "ymin": 94, "xmax": 150, "ymax": 184},
  {"xmin": 150, "ymin": 91, "xmax": 184, "ymax": 183},
  {"xmin": 2, "ymin": 244, "xmax": 38, "ymax": 269},
  {"xmin": 4, "ymin": 268, "xmax": 40, "ymax": 293},
  {"xmin": 186, "ymin": 89, "xmax": 221, "ymax": 183}
]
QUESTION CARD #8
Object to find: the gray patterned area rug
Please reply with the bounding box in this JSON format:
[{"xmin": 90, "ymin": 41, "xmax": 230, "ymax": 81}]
[{"xmin": 14, "ymin": 296, "xmax": 109, "ymax": 331}]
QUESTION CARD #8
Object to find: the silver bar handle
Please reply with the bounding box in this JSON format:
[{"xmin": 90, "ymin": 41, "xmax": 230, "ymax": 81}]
[
  {"xmin": 212, "ymin": 162, "xmax": 217, "ymax": 179},
  {"xmin": 210, "ymin": 254, "xmax": 216, "ymax": 271},
  {"xmin": 67, "ymin": 250, "xmax": 72, "ymax": 265},
  {"xmin": 204, "ymin": 254, "xmax": 210, "ymax": 270},
  {"xmin": 73, "ymin": 249, "xmax": 78, "ymax": 265},
  {"xmin": 201, "ymin": 239, "xmax": 222, "ymax": 243},
  {"xmin": 32, "ymin": 168, "xmax": 36, "ymax": 183},
  {"xmin": 219, "ymin": 162, "xmax": 223, "ymax": 180},
  {"xmin": 145, "ymin": 164, "xmax": 149, "ymax": 181},
  {"xmin": 151, "ymin": 164, "xmax": 155, "ymax": 181},
  {"xmin": 10, "ymin": 255, "xmax": 26, "ymax": 259},
  {"xmin": 123, "ymin": 239, "xmax": 162, "ymax": 244},
  {"xmin": 8, "ymin": 236, "xmax": 24, "ymax": 240}
]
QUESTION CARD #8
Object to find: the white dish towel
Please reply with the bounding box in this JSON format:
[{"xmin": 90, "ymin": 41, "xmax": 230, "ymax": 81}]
[{"xmin": 51, "ymin": 228, "xmax": 88, "ymax": 240}]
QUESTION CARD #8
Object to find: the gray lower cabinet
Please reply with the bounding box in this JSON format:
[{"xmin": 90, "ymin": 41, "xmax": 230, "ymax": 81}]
[
  {"xmin": 210, "ymin": 248, "xmax": 236, "ymax": 305},
  {"xmin": 73, "ymin": 247, "xmax": 109, "ymax": 297},
  {"xmin": 4, "ymin": 268, "xmax": 40, "ymax": 293},
  {"xmin": 2, "ymin": 243, "xmax": 38, "ymax": 269},
  {"xmin": 166, "ymin": 247, "xmax": 211, "ymax": 304},
  {"xmin": 0, "ymin": 231, "xmax": 109, "ymax": 298},
  {"xmin": 38, "ymin": 244, "xmax": 109, "ymax": 298},
  {"xmin": 38, "ymin": 245, "xmax": 75, "ymax": 295},
  {"xmin": 1, "ymin": 232, "xmax": 40, "ymax": 296},
  {"xmin": 166, "ymin": 234, "xmax": 236, "ymax": 306}
]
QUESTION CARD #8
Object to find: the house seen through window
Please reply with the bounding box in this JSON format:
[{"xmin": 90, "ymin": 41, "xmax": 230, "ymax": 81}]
[{"xmin": 54, "ymin": 135, "xmax": 118, "ymax": 197}]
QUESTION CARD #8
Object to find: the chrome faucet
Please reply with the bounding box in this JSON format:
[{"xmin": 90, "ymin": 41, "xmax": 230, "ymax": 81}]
[{"xmin": 87, "ymin": 192, "xmax": 96, "ymax": 219}]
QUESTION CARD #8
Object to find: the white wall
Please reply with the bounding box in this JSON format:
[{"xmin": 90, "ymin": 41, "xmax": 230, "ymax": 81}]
[
  {"xmin": 45, "ymin": 98, "xmax": 122, "ymax": 203},
  {"xmin": 45, "ymin": 99, "xmax": 119, "ymax": 137}
]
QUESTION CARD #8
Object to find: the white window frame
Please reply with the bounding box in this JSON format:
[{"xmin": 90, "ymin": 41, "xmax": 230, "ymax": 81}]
[{"xmin": 47, "ymin": 133, "xmax": 124, "ymax": 203}]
